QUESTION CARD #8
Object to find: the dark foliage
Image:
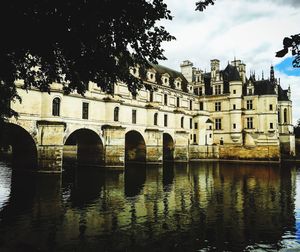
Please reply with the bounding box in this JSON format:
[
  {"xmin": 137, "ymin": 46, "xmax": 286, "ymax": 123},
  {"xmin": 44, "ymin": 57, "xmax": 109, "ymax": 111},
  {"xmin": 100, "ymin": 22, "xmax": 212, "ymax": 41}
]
[
  {"xmin": 195, "ymin": 0, "xmax": 215, "ymax": 11},
  {"xmin": 276, "ymin": 34, "xmax": 300, "ymax": 67},
  {"xmin": 0, "ymin": 0, "xmax": 175, "ymax": 120},
  {"xmin": 295, "ymin": 119, "xmax": 300, "ymax": 138}
]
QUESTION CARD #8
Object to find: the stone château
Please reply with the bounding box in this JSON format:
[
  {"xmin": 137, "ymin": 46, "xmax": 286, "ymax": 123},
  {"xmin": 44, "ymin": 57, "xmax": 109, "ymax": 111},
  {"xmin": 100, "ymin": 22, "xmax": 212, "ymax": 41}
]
[{"xmin": 3, "ymin": 59, "xmax": 295, "ymax": 172}]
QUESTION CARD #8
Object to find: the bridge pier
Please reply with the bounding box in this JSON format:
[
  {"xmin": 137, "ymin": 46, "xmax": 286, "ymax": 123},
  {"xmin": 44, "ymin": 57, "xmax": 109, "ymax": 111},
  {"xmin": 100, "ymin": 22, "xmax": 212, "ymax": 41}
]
[
  {"xmin": 145, "ymin": 129, "xmax": 163, "ymax": 164},
  {"xmin": 102, "ymin": 125, "xmax": 126, "ymax": 169},
  {"xmin": 174, "ymin": 131, "xmax": 189, "ymax": 162},
  {"xmin": 37, "ymin": 121, "xmax": 65, "ymax": 173}
]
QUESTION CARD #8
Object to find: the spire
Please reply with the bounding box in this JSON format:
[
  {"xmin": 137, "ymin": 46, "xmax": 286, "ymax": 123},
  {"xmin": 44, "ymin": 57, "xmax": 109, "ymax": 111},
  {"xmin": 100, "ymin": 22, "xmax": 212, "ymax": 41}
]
[
  {"xmin": 262, "ymin": 70, "xmax": 264, "ymax": 80},
  {"xmin": 270, "ymin": 65, "xmax": 275, "ymax": 83}
]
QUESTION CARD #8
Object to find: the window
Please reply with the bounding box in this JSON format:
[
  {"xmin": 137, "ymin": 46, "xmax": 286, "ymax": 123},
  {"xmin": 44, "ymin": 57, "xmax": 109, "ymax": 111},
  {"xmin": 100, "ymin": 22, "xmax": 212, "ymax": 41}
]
[
  {"xmin": 193, "ymin": 134, "xmax": 197, "ymax": 143},
  {"xmin": 209, "ymin": 134, "xmax": 212, "ymax": 138},
  {"xmin": 246, "ymin": 117, "xmax": 253, "ymax": 129},
  {"xmin": 215, "ymin": 118, "xmax": 222, "ymax": 130},
  {"xmin": 246, "ymin": 100, "xmax": 253, "ymax": 110},
  {"xmin": 248, "ymin": 89, "xmax": 253, "ymax": 95},
  {"xmin": 215, "ymin": 84, "xmax": 221, "ymax": 95},
  {"xmin": 284, "ymin": 108, "xmax": 288, "ymax": 123},
  {"xmin": 190, "ymin": 118, "xmax": 193, "ymax": 129},
  {"xmin": 181, "ymin": 117, "xmax": 184, "ymax": 128},
  {"xmin": 177, "ymin": 97, "xmax": 180, "ymax": 107},
  {"xmin": 149, "ymin": 91, "xmax": 154, "ymax": 102},
  {"xmin": 190, "ymin": 134, "xmax": 193, "ymax": 140},
  {"xmin": 132, "ymin": 109, "xmax": 137, "ymax": 124},
  {"xmin": 233, "ymin": 104, "xmax": 236, "ymax": 110},
  {"xmin": 82, "ymin": 102, "xmax": 89, "ymax": 119},
  {"xmin": 233, "ymin": 123, "xmax": 236, "ymax": 129},
  {"xmin": 209, "ymin": 125, "xmax": 212, "ymax": 130},
  {"xmin": 270, "ymin": 122, "xmax": 273, "ymax": 129},
  {"xmin": 189, "ymin": 100, "xmax": 193, "ymax": 110},
  {"xmin": 52, "ymin": 97, "xmax": 60, "ymax": 116},
  {"xmin": 199, "ymin": 102, "xmax": 203, "ymax": 110},
  {"xmin": 233, "ymin": 90, "xmax": 236, "ymax": 94},
  {"xmin": 269, "ymin": 104, "xmax": 273, "ymax": 111},
  {"xmin": 114, "ymin": 107, "xmax": 119, "ymax": 121},
  {"xmin": 215, "ymin": 102, "xmax": 221, "ymax": 111},
  {"xmin": 154, "ymin": 113, "xmax": 158, "ymax": 126},
  {"xmin": 164, "ymin": 94, "xmax": 168, "ymax": 105},
  {"xmin": 132, "ymin": 93, "xmax": 137, "ymax": 100},
  {"xmin": 194, "ymin": 122, "xmax": 198, "ymax": 129},
  {"xmin": 164, "ymin": 114, "xmax": 168, "ymax": 127},
  {"xmin": 199, "ymin": 87, "xmax": 203, "ymax": 96}
]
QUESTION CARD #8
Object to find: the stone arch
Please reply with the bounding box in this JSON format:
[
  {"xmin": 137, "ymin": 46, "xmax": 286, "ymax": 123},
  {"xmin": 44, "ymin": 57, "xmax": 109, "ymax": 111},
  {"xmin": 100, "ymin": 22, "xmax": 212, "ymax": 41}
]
[
  {"xmin": 125, "ymin": 130, "xmax": 146, "ymax": 162},
  {"xmin": 0, "ymin": 123, "xmax": 37, "ymax": 170},
  {"xmin": 63, "ymin": 128, "xmax": 104, "ymax": 166},
  {"xmin": 163, "ymin": 133, "xmax": 174, "ymax": 161}
]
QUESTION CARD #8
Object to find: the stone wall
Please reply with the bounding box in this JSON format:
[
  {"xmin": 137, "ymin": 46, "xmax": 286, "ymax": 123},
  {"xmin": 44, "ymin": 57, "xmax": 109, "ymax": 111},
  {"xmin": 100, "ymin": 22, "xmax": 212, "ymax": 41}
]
[
  {"xmin": 219, "ymin": 145, "xmax": 280, "ymax": 161},
  {"xmin": 189, "ymin": 145, "xmax": 219, "ymax": 159}
]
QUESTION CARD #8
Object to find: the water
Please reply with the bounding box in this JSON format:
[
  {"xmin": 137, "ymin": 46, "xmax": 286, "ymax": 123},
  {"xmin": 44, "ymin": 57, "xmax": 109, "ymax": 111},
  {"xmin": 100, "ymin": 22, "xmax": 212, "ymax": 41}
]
[{"xmin": 0, "ymin": 161, "xmax": 300, "ymax": 251}]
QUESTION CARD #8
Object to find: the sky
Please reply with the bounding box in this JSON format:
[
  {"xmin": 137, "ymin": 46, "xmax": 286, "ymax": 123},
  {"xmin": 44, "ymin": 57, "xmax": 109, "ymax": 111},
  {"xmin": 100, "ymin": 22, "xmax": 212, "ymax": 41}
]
[{"xmin": 158, "ymin": 0, "xmax": 300, "ymax": 124}]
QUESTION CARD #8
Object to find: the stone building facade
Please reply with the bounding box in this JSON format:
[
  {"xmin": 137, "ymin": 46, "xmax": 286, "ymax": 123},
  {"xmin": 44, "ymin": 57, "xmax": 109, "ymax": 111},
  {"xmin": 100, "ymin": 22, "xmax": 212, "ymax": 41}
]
[{"xmin": 4, "ymin": 58, "xmax": 295, "ymax": 172}]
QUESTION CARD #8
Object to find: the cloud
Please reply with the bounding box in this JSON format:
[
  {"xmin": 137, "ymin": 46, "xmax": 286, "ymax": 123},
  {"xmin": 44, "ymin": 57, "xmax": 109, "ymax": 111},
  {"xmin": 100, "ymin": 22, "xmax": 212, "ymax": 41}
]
[{"xmin": 158, "ymin": 0, "xmax": 300, "ymax": 123}]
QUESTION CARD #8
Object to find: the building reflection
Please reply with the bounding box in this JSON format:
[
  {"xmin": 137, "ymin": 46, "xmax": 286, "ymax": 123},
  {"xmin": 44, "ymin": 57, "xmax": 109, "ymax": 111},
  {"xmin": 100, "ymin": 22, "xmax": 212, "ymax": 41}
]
[{"xmin": 0, "ymin": 162, "xmax": 297, "ymax": 251}]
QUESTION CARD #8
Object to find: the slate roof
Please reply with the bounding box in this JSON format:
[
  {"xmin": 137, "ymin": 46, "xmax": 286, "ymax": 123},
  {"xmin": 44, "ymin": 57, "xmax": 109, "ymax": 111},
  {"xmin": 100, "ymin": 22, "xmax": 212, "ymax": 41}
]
[
  {"xmin": 278, "ymin": 85, "xmax": 289, "ymax": 101},
  {"xmin": 148, "ymin": 63, "xmax": 188, "ymax": 92},
  {"xmin": 252, "ymin": 80, "xmax": 277, "ymax": 95}
]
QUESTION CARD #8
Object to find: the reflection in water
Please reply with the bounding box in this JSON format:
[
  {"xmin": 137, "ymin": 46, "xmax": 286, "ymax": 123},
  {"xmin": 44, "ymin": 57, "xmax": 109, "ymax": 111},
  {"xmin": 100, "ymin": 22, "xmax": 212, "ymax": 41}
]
[{"xmin": 0, "ymin": 161, "xmax": 299, "ymax": 251}]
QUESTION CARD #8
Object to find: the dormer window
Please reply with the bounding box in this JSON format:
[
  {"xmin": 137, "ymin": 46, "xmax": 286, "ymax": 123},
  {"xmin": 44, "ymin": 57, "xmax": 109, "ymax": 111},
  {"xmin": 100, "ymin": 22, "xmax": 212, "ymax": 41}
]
[
  {"xmin": 164, "ymin": 78, "xmax": 168, "ymax": 84},
  {"xmin": 161, "ymin": 73, "xmax": 170, "ymax": 86},
  {"xmin": 248, "ymin": 88, "xmax": 253, "ymax": 95},
  {"xmin": 147, "ymin": 70, "xmax": 156, "ymax": 82}
]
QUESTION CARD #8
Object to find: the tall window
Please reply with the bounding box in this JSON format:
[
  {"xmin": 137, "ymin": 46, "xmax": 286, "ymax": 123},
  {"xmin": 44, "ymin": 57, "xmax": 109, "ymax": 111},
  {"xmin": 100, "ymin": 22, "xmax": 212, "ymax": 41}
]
[
  {"xmin": 284, "ymin": 108, "xmax": 288, "ymax": 123},
  {"xmin": 246, "ymin": 100, "xmax": 253, "ymax": 110},
  {"xmin": 215, "ymin": 102, "xmax": 221, "ymax": 111},
  {"xmin": 82, "ymin": 102, "xmax": 89, "ymax": 119},
  {"xmin": 52, "ymin": 97, "xmax": 60, "ymax": 116},
  {"xmin": 215, "ymin": 118, "xmax": 222, "ymax": 130},
  {"xmin": 132, "ymin": 109, "xmax": 137, "ymax": 124},
  {"xmin": 199, "ymin": 87, "xmax": 203, "ymax": 96},
  {"xmin": 164, "ymin": 114, "xmax": 168, "ymax": 127},
  {"xmin": 154, "ymin": 113, "xmax": 158, "ymax": 126},
  {"xmin": 246, "ymin": 117, "xmax": 253, "ymax": 129},
  {"xmin": 149, "ymin": 91, "xmax": 153, "ymax": 102},
  {"xmin": 181, "ymin": 117, "xmax": 184, "ymax": 128},
  {"xmin": 190, "ymin": 118, "xmax": 193, "ymax": 129},
  {"xmin": 194, "ymin": 122, "xmax": 198, "ymax": 129},
  {"xmin": 215, "ymin": 84, "xmax": 221, "ymax": 95},
  {"xmin": 233, "ymin": 123, "xmax": 236, "ymax": 129},
  {"xmin": 189, "ymin": 100, "xmax": 193, "ymax": 110},
  {"xmin": 233, "ymin": 104, "xmax": 236, "ymax": 110},
  {"xmin": 270, "ymin": 122, "xmax": 273, "ymax": 129},
  {"xmin": 269, "ymin": 104, "xmax": 273, "ymax": 111},
  {"xmin": 193, "ymin": 134, "xmax": 197, "ymax": 143},
  {"xmin": 177, "ymin": 97, "xmax": 180, "ymax": 107},
  {"xmin": 164, "ymin": 94, "xmax": 168, "ymax": 105},
  {"xmin": 114, "ymin": 107, "xmax": 119, "ymax": 121},
  {"xmin": 199, "ymin": 102, "xmax": 203, "ymax": 110}
]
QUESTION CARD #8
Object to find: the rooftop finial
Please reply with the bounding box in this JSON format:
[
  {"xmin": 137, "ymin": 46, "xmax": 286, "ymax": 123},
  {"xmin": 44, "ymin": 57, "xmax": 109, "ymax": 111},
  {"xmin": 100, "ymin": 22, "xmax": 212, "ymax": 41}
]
[{"xmin": 262, "ymin": 70, "xmax": 264, "ymax": 80}]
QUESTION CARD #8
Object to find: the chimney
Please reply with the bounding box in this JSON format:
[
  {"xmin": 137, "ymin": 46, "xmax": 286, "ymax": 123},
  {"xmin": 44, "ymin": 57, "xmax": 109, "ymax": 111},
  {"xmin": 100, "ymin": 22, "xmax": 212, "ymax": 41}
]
[
  {"xmin": 210, "ymin": 59, "xmax": 220, "ymax": 80},
  {"xmin": 180, "ymin": 60, "xmax": 194, "ymax": 83}
]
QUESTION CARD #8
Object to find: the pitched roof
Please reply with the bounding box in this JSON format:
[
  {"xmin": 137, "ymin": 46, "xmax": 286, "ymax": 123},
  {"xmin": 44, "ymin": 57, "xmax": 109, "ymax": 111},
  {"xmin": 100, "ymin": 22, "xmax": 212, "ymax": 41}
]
[
  {"xmin": 252, "ymin": 80, "xmax": 276, "ymax": 95},
  {"xmin": 278, "ymin": 85, "xmax": 289, "ymax": 101}
]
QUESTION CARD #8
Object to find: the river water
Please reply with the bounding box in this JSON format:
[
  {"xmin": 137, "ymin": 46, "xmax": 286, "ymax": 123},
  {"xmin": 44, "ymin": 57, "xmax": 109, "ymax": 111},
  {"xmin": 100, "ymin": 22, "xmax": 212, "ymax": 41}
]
[{"xmin": 0, "ymin": 161, "xmax": 300, "ymax": 251}]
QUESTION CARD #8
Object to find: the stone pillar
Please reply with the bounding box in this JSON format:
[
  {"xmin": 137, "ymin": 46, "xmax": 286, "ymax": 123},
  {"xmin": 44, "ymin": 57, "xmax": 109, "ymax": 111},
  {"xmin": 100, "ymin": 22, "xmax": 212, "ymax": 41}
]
[
  {"xmin": 174, "ymin": 131, "xmax": 189, "ymax": 162},
  {"xmin": 144, "ymin": 129, "xmax": 163, "ymax": 164},
  {"xmin": 37, "ymin": 121, "xmax": 65, "ymax": 173},
  {"xmin": 102, "ymin": 125, "xmax": 125, "ymax": 168}
]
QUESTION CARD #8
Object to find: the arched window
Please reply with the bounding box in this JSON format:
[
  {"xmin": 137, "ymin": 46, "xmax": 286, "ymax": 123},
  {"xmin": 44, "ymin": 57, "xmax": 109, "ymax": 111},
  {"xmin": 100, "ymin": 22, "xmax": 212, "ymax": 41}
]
[
  {"xmin": 154, "ymin": 113, "xmax": 158, "ymax": 126},
  {"xmin": 52, "ymin": 97, "xmax": 60, "ymax": 116},
  {"xmin": 114, "ymin": 107, "xmax": 119, "ymax": 122},
  {"xmin": 181, "ymin": 117, "xmax": 184, "ymax": 128},
  {"xmin": 284, "ymin": 108, "xmax": 288, "ymax": 123}
]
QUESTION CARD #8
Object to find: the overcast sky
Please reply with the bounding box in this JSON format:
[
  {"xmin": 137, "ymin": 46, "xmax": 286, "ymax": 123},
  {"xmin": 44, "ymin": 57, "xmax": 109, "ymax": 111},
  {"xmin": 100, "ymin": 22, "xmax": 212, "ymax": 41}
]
[{"xmin": 158, "ymin": 0, "xmax": 300, "ymax": 123}]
